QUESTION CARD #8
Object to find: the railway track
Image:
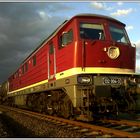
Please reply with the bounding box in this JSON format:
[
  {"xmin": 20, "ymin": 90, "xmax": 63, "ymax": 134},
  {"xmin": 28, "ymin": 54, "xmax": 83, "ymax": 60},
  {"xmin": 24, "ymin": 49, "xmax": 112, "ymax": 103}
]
[
  {"xmin": 0, "ymin": 105, "xmax": 140, "ymax": 138},
  {"xmin": 93, "ymin": 119, "xmax": 140, "ymax": 135}
]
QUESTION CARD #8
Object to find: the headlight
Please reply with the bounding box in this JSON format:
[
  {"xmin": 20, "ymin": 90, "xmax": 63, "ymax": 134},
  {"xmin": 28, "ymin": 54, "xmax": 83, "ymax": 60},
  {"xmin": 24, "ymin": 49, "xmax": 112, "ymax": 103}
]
[
  {"xmin": 107, "ymin": 46, "xmax": 120, "ymax": 59},
  {"xmin": 77, "ymin": 76, "xmax": 92, "ymax": 84}
]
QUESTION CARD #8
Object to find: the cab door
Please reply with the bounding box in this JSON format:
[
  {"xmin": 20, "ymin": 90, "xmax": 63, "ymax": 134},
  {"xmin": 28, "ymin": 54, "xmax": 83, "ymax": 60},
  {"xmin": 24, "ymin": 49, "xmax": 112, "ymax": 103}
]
[{"xmin": 48, "ymin": 42, "xmax": 56, "ymax": 81}]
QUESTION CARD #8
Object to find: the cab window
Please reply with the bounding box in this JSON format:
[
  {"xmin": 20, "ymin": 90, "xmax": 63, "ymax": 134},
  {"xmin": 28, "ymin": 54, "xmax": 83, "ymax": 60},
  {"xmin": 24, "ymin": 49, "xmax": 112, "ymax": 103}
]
[
  {"xmin": 109, "ymin": 25, "xmax": 129, "ymax": 44},
  {"xmin": 80, "ymin": 23, "xmax": 105, "ymax": 40},
  {"xmin": 59, "ymin": 29, "xmax": 73, "ymax": 48}
]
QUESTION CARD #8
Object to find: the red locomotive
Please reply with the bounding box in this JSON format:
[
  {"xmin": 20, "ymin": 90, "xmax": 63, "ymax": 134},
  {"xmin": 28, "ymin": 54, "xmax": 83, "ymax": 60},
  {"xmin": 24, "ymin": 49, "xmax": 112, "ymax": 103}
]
[{"xmin": 1, "ymin": 14, "xmax": 140, "ymax": 121}]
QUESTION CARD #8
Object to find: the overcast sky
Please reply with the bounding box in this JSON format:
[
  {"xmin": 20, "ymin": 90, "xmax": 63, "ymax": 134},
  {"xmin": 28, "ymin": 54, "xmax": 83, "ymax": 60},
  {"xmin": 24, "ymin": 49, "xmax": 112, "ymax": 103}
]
[{"xmin": 0, "ymin": 2, "xmax": 140, "ymax": 83}]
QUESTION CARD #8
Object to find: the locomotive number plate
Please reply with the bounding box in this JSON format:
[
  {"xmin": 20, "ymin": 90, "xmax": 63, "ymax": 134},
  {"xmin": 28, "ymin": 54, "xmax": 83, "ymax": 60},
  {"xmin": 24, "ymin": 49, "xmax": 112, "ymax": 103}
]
[{"xmin": 103, "ymin": 77, "xmax": 121, "ymax": 85}]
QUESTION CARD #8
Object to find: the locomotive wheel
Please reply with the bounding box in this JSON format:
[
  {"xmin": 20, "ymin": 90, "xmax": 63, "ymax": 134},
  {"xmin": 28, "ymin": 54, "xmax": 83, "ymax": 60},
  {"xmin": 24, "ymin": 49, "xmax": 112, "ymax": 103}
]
[
  {"xmin": 36, "ymin": 94, "xmax": 45, "ymax": 113},
  {"xmin": 46, "ymin": 100, "xmax": 54, "ymax": 115},
  {"xmin": 59, "ymin": 95, "xmax": 73, "ymax": 119},
  {"xmin": 53, "ymin": 101, "xmax": 60, "ymax": 116}
]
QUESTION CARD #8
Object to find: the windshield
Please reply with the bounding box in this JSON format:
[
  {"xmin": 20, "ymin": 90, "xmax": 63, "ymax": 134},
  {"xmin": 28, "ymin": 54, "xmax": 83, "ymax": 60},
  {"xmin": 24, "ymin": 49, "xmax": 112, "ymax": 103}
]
[
  {"xmin": 109, "ymin": 25, "xmax": 129, "ymax": 44},
  {"xmin": 80, "ymin": 23, "xmax": 105, "ymax": 40}
]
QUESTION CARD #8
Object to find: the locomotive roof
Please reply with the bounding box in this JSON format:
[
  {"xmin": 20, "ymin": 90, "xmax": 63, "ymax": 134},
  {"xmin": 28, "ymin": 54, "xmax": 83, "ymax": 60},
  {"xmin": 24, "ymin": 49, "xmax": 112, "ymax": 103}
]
[
  {"xmin": 72, "ymin": 13, "xmax": 125, "ymax": 26},
  {"xmin": 21, "ymin": 13, "xmax": 125, "ymax": 65}
]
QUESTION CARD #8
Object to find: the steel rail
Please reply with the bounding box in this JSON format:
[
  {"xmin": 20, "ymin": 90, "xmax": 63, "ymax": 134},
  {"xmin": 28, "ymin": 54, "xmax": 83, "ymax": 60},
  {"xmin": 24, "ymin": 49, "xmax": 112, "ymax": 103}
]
[
  {"xmin": 103, "ymin": 119, "xmax": 140, "ymax": 127},
  {"xmin": 0, "ymin": 105, "xmax": 140, "ymax": 138}
]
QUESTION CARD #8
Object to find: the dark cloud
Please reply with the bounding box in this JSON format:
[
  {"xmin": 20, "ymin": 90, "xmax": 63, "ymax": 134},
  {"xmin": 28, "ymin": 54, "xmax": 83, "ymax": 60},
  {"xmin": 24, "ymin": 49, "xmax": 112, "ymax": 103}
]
[{"xmin": 0, "ymin": 2, "xmax": 72, "ymax": 83}]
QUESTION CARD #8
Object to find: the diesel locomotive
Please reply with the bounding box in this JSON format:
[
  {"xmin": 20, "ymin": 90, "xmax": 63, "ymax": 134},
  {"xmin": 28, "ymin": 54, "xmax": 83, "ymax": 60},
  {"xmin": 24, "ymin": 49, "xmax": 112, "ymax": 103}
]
[{"xmin": 1, "ymin": 14, "xmax": 140, "ymax": 121}]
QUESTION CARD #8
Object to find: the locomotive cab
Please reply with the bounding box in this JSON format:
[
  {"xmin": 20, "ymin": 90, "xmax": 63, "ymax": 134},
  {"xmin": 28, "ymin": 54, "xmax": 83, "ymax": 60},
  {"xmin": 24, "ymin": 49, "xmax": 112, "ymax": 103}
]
[{"xmin": 75, "ymin": 15, "xmax": 135, "ymax": 73}]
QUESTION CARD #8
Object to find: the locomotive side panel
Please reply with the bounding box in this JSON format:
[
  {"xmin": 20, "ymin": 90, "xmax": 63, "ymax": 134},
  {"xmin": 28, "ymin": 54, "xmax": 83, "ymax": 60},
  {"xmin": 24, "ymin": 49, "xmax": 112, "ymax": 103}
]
[
  {"xmin": 7, "ymin": 18, "xmax": 78, "ymax": 95},
  {"xmin": 8, "ymin": 44, "xmax": 49, "ymax": 92},
  {"xmin": 56, "ymin": 19, "xmax": 78, "ymax": 73}
]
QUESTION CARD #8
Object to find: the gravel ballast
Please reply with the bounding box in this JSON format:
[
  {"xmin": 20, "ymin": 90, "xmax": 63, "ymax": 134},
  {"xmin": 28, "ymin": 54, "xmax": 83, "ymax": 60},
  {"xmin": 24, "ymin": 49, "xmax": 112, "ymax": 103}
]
[{"xmin": 0, "ymin": 110, "xmax": 86, "ymax": 138}]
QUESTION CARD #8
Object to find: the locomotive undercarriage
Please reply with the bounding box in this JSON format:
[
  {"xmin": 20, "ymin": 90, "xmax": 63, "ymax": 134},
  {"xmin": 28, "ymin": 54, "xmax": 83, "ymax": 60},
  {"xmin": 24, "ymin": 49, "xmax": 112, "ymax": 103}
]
[
  {"xmin": 24, "ymin": 83, "xmax": 138, "ymax": 121},
  {"xmin": 75, "ymin": 74, "xmax": 139, "ymax": 121},
  {"xmin": 2, "ymin": 74, "xmax": 140, "ymax": 121},
  {"xmin": 76, "ymin": 85, "xmax": 137, "ymax": 121},
  {"xmin": 25, "ymin": 90, "xmax": 74, "ymax": 119}
]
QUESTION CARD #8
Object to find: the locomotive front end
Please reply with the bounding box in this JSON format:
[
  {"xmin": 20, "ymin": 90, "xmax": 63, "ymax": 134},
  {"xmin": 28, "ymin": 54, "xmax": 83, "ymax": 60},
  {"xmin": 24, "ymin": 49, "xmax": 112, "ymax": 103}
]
[
  {"xmin": 78, "ymin": 18, "xmax": 135, "ymax": 73},
  {"xmin": 74, "ymin": 15, "xmax": 137, "ymax": 120}
]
